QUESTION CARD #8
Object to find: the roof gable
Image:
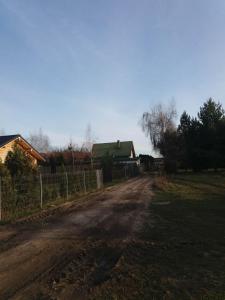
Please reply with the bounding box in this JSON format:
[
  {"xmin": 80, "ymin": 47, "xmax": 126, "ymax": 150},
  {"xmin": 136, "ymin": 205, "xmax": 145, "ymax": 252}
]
[
  {"xmin": 0, "ymin": 134, "xmax": 45, "ymax": 161},
  {"xmin": 0, "ymin": 135, "xmax": 20, "ymax": 148},
  {"xmin": 92, "ymin": 141, "xmax": 135, "ymax": 158}
]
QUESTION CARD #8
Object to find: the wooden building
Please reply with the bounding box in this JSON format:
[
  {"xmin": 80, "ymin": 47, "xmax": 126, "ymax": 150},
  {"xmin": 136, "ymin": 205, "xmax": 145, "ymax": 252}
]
[
  {"xmin": 40, "ymin": 150, "xmax": 91, "ymax": 173},
  {"xmin": 0, "ymin": 134, "xmax": 45, "ymax": 165}
]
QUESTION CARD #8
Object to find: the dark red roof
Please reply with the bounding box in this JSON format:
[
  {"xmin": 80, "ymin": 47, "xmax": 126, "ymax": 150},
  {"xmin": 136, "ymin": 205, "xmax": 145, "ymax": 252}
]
[{"xmin": 42, "ymin": 150, "xmax": 91, "ymax": 162}]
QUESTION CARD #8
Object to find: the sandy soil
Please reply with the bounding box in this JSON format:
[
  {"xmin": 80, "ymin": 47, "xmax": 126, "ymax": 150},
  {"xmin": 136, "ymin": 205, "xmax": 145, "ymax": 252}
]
[{"xmin": 0, "ymin": 176, "xmax": 152, "ymax": 300}]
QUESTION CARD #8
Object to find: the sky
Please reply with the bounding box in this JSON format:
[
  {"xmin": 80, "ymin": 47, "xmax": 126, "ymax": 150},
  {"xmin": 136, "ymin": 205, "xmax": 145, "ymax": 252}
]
[{"xmin": 1, "ymin": 0, "xmax": 225, "ymax": 154}]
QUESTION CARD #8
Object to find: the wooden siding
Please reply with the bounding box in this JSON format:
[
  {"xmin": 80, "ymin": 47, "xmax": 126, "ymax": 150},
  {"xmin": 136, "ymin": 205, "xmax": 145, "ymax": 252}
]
[
  {"xmin": 0, "ymin": 140, "xmax": 37, "ymax": 165},
  {"xmin": 0, "ymin": 140, "xmax": 14, "ymax": 163}
]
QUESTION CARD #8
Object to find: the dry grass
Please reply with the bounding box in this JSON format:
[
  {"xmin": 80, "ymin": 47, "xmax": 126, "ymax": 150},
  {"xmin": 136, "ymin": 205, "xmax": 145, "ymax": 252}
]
[
  {"xmin": 152, "ymin": 175, "xmax": 169, "ymax": 190},
  {"xmin": 89, "ymin": 172, "xmax": 225, "ymax": 299}
]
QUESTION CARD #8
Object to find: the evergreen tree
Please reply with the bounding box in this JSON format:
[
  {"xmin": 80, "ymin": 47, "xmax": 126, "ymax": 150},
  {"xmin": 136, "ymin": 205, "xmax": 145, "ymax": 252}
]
[
  {"xmin": 198, "ymin": 98, "xmax": 225, "ymax": 127},
  {"xmin": 177, "ymin": 99, "xmax": 225, "ymax": 171},
  {"xmin": 5, "ymin": 146, "xmax": 36, "ymax": 177},
  {"xmin": 177, "ymin": 111, "xmax": 192, "ymax": 169}
]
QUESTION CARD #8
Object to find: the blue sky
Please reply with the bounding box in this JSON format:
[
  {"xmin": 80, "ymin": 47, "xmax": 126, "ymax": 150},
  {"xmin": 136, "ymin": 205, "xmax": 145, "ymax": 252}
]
[{"xmin": 1, "ymin": 0, "xmax": 225, "ymax": 154}]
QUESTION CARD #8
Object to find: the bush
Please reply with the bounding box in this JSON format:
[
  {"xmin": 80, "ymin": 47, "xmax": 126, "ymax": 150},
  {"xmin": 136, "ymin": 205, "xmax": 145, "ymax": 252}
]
[{"xmin": 5, "ymin": 145, "xmax": 36, "ymax": 177}]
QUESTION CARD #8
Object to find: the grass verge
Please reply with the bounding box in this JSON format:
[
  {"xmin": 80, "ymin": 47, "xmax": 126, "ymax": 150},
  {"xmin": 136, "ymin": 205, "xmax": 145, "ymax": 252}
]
[{"xmin": 90, "ymin": 172, "xmax": 225, "ymax": 300}]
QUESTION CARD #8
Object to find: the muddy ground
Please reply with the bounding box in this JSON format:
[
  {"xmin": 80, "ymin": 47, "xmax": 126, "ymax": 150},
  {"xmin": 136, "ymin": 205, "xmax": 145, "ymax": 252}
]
[{"xmin": 0, "ymin": 177, "xmax": 152, "ymax": 300}]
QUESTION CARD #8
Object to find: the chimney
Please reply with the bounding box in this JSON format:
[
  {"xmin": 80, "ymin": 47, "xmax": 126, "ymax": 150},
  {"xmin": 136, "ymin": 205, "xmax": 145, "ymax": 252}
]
[{"xmin": 117, "ymin": 140, "xmax": 120, "ymax": 149}]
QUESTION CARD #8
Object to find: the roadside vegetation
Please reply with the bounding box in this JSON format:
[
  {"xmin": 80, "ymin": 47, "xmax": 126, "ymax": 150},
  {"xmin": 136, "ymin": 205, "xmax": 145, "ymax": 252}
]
[
  {"xmin": 89, "ymin": 172, "xmax": 225, "ymax": 300},
  {"xmin": 141, "ymin": 98, "xmax": 225, "ymax": 173}
]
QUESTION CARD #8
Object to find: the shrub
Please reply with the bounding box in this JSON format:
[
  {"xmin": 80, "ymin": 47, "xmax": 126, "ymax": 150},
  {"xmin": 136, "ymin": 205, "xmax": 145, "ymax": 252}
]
[{"xmin": 5, "ymin": 145, "xmax": 36, "ymax": 177}]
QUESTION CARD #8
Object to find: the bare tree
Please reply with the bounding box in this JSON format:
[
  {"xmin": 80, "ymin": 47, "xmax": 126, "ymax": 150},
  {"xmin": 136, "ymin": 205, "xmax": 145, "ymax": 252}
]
[
  {"xmin": 82, "ymin": 123, "xmax": 95, "ymax": 152},
  {"xmin": 67, "ymin": 138, "xmax": 79, "ymax": 152},
  {"xmin": 28, "ymin": 128, "xmax": 51, "ymax": 153},
  {"xmin": 67, "ymin": 138, "xmax": 81, "ymax": 171},
  {"xmin": 141, "ymin": 102, "xmax": 177, "ymax": 150}
]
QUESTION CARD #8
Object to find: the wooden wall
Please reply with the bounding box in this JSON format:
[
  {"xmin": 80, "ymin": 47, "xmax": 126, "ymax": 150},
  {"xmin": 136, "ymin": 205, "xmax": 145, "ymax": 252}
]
[{"xmin": 0, "ymin": 140, "xmax": 37, "ymax": 165}]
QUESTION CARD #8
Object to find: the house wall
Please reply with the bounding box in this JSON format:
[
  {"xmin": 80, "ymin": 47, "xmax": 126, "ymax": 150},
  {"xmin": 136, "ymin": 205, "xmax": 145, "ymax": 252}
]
[
  {"xmin": 0, "ymin": 140, "xmax": 37, "ymax": 165},
  {"xmin": 0, "ymin": 140, "xmax": 15, "ymax": 163}
]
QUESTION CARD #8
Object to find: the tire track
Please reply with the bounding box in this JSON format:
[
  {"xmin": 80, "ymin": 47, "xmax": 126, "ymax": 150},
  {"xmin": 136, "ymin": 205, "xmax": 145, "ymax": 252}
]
[{"xmin": 0, "ymin": 176, "xmax": 152, "ymax": 300}]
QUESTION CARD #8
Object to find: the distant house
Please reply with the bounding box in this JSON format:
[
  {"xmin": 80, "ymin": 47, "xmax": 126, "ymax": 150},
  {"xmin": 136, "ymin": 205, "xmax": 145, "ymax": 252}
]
[
  {"xmin": 42, "ymin": 150, "xmax": 91, "ymax": 163},
  {"xmin": 0, "ymin": 134, "xmax": 45, "ymax": 165},
  {"xmin": 92, "ymin": 140, "xmax": 138, "ymax": 165},
  {"xmin": 40, "ymin": 150, "xmax": 92, "ymax": 173},
  {"xmin": 139, "ymin": 154, "xmax": 154, "ymax": 171},
  {"xmin": 153, "ymin": 157, "xmax": 164, "ymax": 169}
]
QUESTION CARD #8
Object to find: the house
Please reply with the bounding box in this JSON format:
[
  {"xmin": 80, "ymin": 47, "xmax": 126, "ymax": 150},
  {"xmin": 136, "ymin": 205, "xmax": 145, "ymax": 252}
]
[
  {"xmin": 92, "ymin": 140, "xmax": 138, "ymax": 165},
  {"xmin": 153, "ymin": 157, "xmax": 164, "ymax": 170},
  {"xmin": 41, "ymin": 150, "xmax": 91, "ymax": 173},
  {"xmin": 41, "ymin": 150, "xmax": 91, "ymax": 164},
  {"xmin": 0, "ymin": 134, "xmax": 45, "ymax": 165},
  {"xmin": 139, "ymin": 154, "xmax": 154, "ymax": 171}
]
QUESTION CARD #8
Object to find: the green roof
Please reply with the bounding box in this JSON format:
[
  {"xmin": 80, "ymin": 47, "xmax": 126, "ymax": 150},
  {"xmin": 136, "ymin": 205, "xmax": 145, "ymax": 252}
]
[{"xmin": 92, "ymin": 141, "xmax": 135, "ymax": 158}]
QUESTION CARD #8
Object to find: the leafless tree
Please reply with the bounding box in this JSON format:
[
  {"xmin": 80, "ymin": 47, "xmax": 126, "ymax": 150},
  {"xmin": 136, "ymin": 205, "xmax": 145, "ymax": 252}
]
[
  {"xmin": 67, "ymin": 138, "xmax": 79, "ymax": 171},
  {"xmin": 141, "ymin": 101, "xmax": 177, "ymax": 150},
  {"xmin": 82, "ymin": 123, "xmax": 95, "ymax": 152},
  {"xmin": 67, "ymin": 138, "xmax": 79, "ymax": 152},
  {"xmin": 28, "ymin": 128, "xmax": 51, "ymax": 153}
]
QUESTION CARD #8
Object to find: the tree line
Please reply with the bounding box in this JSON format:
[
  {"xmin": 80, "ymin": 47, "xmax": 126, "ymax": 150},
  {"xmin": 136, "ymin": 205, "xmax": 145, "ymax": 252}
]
[{"xmin": 141, "ymin": 98, "xmax": 225, "ymax": 172}]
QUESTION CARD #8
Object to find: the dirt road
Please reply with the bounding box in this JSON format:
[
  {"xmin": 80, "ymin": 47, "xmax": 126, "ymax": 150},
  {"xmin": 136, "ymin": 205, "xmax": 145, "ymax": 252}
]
[{"xmin": 0, "ymin": 177, "xmax": 152, "ymax": 300}]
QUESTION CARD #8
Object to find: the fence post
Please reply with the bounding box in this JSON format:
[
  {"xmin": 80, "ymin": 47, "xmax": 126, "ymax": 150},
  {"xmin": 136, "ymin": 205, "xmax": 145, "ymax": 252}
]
[
  {"xmin": 40, "ymin": 173, "xmax": 43, "ymax": 209},
  {"xmin": 96, "ymin": 169, "xmax": 103, "ymax": 189},
  {"xmin": 65, "ymin": 172, "xmax": 69, "ymax": 200},
  {"xmin": 83, "ymin": 170, "xmax": 87, "ymax": 193},
  {"xmin": 0, "ymin": 177, "xmax": 2, "ymax": 221}
]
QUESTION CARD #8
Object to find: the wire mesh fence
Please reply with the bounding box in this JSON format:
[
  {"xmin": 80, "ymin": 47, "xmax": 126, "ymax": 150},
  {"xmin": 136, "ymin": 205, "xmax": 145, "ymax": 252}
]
[
  {"xmin": 0, "ymin": 165, "xmax": 138, "ymax": 222},
  {"xmin": 112, "ymin": 165, "xmax": 139, "ymax": 180},
  {"xmin": 0, "ymin": 169, "xmax": 102, "ymax": 222}
]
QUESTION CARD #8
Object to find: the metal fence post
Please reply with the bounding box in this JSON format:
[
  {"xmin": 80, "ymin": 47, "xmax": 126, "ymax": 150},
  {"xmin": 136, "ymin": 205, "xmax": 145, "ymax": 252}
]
[
  {"xmin": 83, "ymin": 170, "xmax": 87, "ymax": 193},
  {"xmin": 65, "ymin": 172, "xmax": 69, "ymax": 200},
  {"xmin": 0, "ymin": 177, "xmax": 2, "ymax": 221},
  {"xmin": 96, "ymin": 170, "xmax": 99, "ymax": 189},
  {"xmin": 40, "ymin": 173, "xmax": 43, "ymax": 209},
  {"xmin": 96, "ymin": 169, "xmax": 103, "ymax": 189}
]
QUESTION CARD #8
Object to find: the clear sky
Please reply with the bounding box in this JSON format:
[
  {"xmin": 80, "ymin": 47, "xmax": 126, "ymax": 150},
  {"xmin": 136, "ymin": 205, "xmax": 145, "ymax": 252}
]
[{"xmin": 1, "ymin": 0, "xmax": 225, "ymax": 154}]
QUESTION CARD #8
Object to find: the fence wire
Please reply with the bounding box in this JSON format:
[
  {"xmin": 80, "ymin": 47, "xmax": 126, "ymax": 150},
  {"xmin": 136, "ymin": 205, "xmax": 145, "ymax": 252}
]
[
  {"xmin": 0, "ymin": 165, "xmax": 138, "ymax": 222},
  {"xmin": 0, "ymin": 169, "xmax": 100, "ymax": 221}
]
